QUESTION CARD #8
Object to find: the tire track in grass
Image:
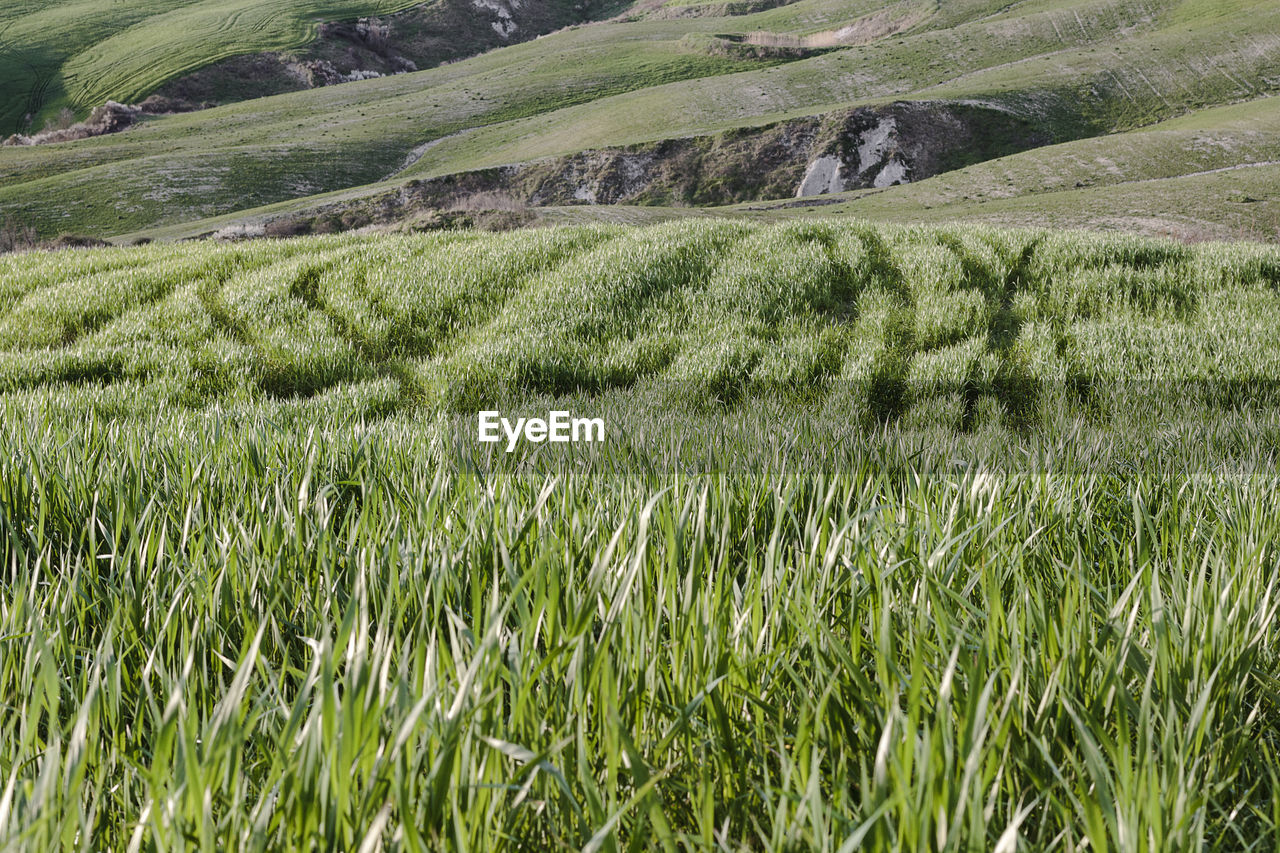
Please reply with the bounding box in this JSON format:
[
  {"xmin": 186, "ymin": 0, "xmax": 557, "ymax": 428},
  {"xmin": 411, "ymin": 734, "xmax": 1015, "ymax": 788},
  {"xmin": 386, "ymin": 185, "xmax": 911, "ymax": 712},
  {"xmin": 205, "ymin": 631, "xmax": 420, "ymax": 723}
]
[
  {"xmin": 1036, "ymin": 234, "xmax": 1208, "ymax": 422},
  {"xmin": 431, "ymin": 220, "xmax": 753, "ymax": 409},
  {"xmin": 930, "ymin": 231, "xmax": 1043, "ymax": 430},
  {"xmin": 748, "ymin": 223, "xmax": 871, "ymax": 400},
  {"xmin": 195, "ymin": 244, "xmax": 320, "ymax": 346},
  {"xmin": 0, "ymin": 253, "xmax": 252, "ymax": 395},
  {"xmin": 299, "ymin": 230, "xmax": 622, "ymax": 410},
  {"xmin": 198, "ymin": 271, "xmax": 248, "ymax": 345},
  {"xmin": 0, "ymin": 252, "xmax": 200, "ymax": 351},
  {"xmin": 974, "ymin": 235, "xmax": 1042, "ymax": 430},
  {"xmin": 833, "ymin": 226, "xmax": 1043, "ymax": 429},
  {"xmin": 307, "ymin": 261, "xmax": 451, "ymax": 412},
  {"xmin": 656, "ymin": 222, "xmax": 867, "ymax": 406},
  {"xmin": 199, "ymin": 245, "xmax": 414, "ymax": 407},
  {"xmin": 0, "ymin": 250, "xmax": 159, "ymax": 315},
  {"xmin": 835, "ymin": 225, "xmax": 915, "ymax": 426},
  {"xmin": 196, "ymin": 246, "xmax": 372, "ymax": 402},
  {"xmin": 375, "ymin": 228, "xmax": 619, "ymax": 361},
  {"xmin": 0, "ymin": 348, "xmax": 129, "ymax": 394},
  {"xmin": 286, "ymin": 256, "xmax": 420, "ymax": 411}
]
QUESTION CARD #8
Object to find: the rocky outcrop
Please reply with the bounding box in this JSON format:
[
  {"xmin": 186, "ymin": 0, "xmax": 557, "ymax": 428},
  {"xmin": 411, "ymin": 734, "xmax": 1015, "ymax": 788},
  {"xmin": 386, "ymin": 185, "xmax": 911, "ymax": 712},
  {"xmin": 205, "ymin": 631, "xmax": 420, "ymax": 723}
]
[
  {"xmin": 152, "ymin": 0, "xmax": 615, "ymax": 109},
  {"xmin": 507, "ymin": 101, "xmax": 1050, "ymax": 205},
  {"xmin": 641, "ymin": 0, "xmax": 796, "ymax": 20},
  {"xmin": 2, "ymin": 97, "xmax": 199, "ymax": 146},
  {"xmin": 796, "ymin": 156, "xmax": 846, "ymax": 196},
  {"xmin": 795, "ymin": 113, "xmax": 908, "ymax": 196},
  {"xmin": 3, "ymin": 102, "xmax": 139, "ymax": 146},
  {"xmin": 253, "ymin": 100, "xmax": 1055, "ymax": 235}
]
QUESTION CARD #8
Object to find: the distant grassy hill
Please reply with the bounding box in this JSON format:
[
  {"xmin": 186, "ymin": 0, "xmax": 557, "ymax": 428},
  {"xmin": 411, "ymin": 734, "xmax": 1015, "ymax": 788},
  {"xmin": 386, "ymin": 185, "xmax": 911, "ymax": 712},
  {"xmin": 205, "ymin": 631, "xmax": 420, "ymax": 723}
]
[
  {"xmin": 112, "ymin": 93, "xmax": 1280, "ymax": 245},
  {"xmin": 0, "ymin": 0, "xmax": 437, "ymax": 133},
  {"xmin": 1, "ymin": 0, "xmax": 1278, "ymax": 241},
  {"xmin": 724, "ymin": 96, "xmax": 1280, "ymax": 241}
]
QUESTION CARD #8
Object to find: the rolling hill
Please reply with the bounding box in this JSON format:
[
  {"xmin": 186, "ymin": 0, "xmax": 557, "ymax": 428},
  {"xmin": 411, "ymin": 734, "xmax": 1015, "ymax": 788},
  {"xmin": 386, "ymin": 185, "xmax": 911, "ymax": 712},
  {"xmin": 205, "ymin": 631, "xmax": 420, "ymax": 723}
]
[
  {"xmin": 0, "ymin": 0, "xmax": 1278, "ymax": 242},
  {"xmin": 0, "ymin": 0, "xmax": 433, "ymax": 132}
]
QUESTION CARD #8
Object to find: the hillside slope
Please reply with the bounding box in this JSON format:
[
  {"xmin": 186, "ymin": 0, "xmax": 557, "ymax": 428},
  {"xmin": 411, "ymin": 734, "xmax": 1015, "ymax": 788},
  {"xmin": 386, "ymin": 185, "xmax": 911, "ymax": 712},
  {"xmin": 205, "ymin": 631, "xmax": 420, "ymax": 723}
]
[
  {"xmin": 0, "ymin": 0, "xmax": 441, "ymax": 133},
  {"xmin": 721, "ymin": 96, "xmax": 1280, "ymax": 241},
  {"xmin": 1, "ymin": 0, "xmax": 1278, "ymax": 240}
]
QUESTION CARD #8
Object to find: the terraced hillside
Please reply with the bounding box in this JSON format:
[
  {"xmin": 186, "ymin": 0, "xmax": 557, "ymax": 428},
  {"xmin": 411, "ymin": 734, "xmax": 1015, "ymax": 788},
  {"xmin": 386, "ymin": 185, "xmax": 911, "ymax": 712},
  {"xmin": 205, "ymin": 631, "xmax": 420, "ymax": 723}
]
[
  {"xmin": 4, "ymin": 222, "xmax": 1280, "ymax": 850},
  {"xmin": 2, "ymin": 0, "xmax": 1278, "ymax": 241}
]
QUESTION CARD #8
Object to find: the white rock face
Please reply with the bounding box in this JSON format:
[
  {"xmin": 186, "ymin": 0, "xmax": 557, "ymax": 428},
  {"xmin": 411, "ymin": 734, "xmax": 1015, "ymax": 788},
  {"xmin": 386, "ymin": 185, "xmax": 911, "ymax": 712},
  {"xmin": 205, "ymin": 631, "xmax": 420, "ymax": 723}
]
[
  {"xmin": 856, "ymin": 117, "xmax": 896, "ymax": 174},
  {"xmin": 472, "ymin": 0, "xmax": 520, "ymax": 13},
  {"xmin": 619, "ymin": 156, "xmax": 647, "ymax": 185},
  {"xmin": 796, "ymin": 156, "xmax": 844, "ymax": 197},
  {"xmin": 473, "ymin": 0, "xmax": 520, "ymax": 38},
  {"xmin": 873, "ymin": 159, "xmax": 909, "ymax": 187}
]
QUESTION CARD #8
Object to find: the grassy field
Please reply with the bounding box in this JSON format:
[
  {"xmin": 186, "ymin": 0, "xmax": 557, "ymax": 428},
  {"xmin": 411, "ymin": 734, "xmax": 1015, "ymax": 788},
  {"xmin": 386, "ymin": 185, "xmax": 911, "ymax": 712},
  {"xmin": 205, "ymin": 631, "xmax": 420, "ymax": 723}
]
[
  {"xmin": 3, "ymin": 0, "xmax": 1279, "ymax": 241},
  {"xmin": 174, "ymin": 93, "xmax": 1280, "ymax": 245},
  {"xmin": 0, "ymin": 0, "xmax": 431, "ymax": 132},
  {"xmin": 5, "ymin": 219, "xmax": 1280, "ymax": 414},
  {"xmin": 3, "ymin": 220, "xmax": 1280, "ymax": 849},
  {"xmin": 4, "ymin": 2, "xmax": 1280, "ymax": 849}
]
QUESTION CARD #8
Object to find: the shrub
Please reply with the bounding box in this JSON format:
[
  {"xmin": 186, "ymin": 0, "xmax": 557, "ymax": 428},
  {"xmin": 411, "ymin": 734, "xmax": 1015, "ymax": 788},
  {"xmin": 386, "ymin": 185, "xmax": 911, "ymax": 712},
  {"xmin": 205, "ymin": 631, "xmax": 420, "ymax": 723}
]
[
  {"xmin": 45, "ymin": 234, "xmax": 111, "ymax": 250},
  {"xmin": 264, "ymin": 217, "xmax": 312, "ymax": 238},
  {"xmin": 41, "ymin": 107, "xmax": 77, "ymax": 133},
  {"xmin": 0, "ymin": 216, "xmax": 38, "ymax": 254}
]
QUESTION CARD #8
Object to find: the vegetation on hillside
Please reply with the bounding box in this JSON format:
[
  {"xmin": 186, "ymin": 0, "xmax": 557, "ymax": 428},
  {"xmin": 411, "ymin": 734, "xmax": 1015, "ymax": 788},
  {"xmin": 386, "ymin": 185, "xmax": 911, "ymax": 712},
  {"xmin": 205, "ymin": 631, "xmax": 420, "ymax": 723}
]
[
  {"xmin": 727, "ymin": 97, "xmax": 1280, "ymax": 243},
  {"xmin": 3, "ymin": 0, "xmax": 1278, "ymax": 241},
  {"xmin": 0, "ymin": 0, "xmax": 429, "ymax": 132}
]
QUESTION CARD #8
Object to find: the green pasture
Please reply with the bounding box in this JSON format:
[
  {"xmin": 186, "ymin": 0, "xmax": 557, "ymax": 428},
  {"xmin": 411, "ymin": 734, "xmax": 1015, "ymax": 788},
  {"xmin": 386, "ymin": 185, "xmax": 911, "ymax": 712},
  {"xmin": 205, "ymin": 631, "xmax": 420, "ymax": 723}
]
[
  {"xmin": 4, "ymin": 0, "xmax": 1279, "ymax": 240},
  {"xmin": 3, "ymin": 221, "xmax": 1280, "ymax": 849}
]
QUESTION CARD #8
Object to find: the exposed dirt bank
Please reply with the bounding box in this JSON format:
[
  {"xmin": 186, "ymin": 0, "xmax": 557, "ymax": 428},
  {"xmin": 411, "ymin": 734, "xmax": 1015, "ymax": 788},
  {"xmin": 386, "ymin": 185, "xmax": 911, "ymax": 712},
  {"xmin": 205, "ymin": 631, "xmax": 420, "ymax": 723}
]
[
  {"xmin": 2, "ymin": 97, "xmax": 199, "ymax": 146},
  {"xmin": 154, "ymin": 0, "xmax": 622, "ymax": 108},
  {"xmin": 244, "ymin": 100, "xmax": 1054, "ymax": 235}
]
